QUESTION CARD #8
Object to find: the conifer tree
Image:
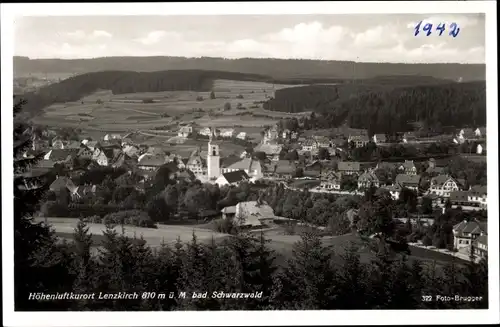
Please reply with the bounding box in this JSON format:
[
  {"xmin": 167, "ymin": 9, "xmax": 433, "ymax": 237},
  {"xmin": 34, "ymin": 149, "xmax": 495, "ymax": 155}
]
[
  {"xmin": 14, "ymin": 98, "xmax": 73, "ymax": 310},
  {"xmin": 272, "ymin": 232, "xmax": 337, "ymax": 309},
  {"xmin": 71, "ymin": 218, "xmax": 96, "ymax": 310}
]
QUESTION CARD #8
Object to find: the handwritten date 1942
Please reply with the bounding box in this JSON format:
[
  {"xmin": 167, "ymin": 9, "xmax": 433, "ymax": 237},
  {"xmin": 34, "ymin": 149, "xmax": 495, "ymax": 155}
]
[{"xmin": 414, "ymin": 21, "xmax": 460, "ymax": 37}]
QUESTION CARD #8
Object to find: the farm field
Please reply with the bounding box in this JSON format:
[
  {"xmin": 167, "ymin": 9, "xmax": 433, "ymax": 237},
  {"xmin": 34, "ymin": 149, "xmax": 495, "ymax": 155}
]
[{"xmin": 31, "ymin": 79, "xmax": 307, "ymax": 137}]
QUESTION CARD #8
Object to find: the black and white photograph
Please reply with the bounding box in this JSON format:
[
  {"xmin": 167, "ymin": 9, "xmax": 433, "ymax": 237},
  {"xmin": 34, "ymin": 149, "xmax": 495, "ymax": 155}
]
[{"xmin": 2, "ymin": 1, "xmax": 498, "ymax": 326}]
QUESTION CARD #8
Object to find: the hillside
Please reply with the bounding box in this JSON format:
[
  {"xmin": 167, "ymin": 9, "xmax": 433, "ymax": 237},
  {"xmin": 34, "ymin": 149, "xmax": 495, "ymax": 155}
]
[
  {"xmin": 14, "ymin": 56, "xmax": 485, "ymax": 82},
  {"xmin": 16, "ymin": 70, "xmax": 270, "ymax": 115},
  {"xmin": 263, "ymin": 81, "xmax": 486, "ymax": 133}
]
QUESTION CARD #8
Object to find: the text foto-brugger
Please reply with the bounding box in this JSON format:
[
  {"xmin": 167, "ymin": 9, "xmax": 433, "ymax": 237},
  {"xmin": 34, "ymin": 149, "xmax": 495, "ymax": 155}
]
[{"xmin": 421, "ymin": 295, "xmax": 483, "ymax": 302}]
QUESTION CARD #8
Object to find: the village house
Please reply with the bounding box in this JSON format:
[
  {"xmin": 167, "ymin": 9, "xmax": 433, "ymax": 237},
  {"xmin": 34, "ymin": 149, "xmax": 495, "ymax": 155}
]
[
  {"xmin": 348, "ymin": 135, "xmax": 370, "ymax": 148},
  {"xmin": 232, "ymin": 200, "xmax": 276, "ymax": 227},
  {"xmin": 177, "ymin": 125, "xmax": 193, "ymax": 138},
  {"xmin": 51, "ymin": 137, "xmax": 65, "ymax": 149},
  {"xmin": 215, "ymin": 170, "xmax": 250, "ymax": 187},
  {"xmin": 122, "ymin": 144, "xmax": 139, "ymax": 157},
  {"xmin": 77, "ymin": 146, "xmax": 93, "ymax": 159},
  {"xmin": 383, "ymin": 184, "xmax": 402, "ymax": 200},
  {"xmin": 219, "ymin": 128, "xmax": 235, "ymax": 138},
  {"xmin": 473, "ymin": 234, "xmax": 488, "ymax": 260},
  {"xmin": 468, "ymin": 185, "xmax": 488, "ymax": 209},
  {"xmin": 111, "ymin": 153, "xmax": 137, "ymax": 170},
  {"xmin": 103, "ymin": 133, "xmax": 122, "ymax": 142},
  {"xmin": 357, "ymin": 171, "xmax": 380, "ymax": 189},
  {"xmin": 44, "ymin": 148, "xmax": 79, "ymax": 163},
  {"xmin": 253, "ymin": 142, "xmax": 282, "ymax": 161},
  {"xmin": 320, "ymin": 170, "xmax": 342, "ymax": 190},
  {"xmin": 263, "ymin": 125, "xmax": 279, "ymax": 143},
  {"xmin": 429, "ymin": 174, "xmax": 465, "ymax": 197},
  {"xmin": 453, "ymin": 220, "xmax": 487, "ymax": 257},
  {"xmin": 301, "ymin": 139, "xmax": 317, "ymax": 152},
  {"xmin": 222, "ymin": 157, "xmax": 263, "ymax": 180},
  {"xmin": 199, "ymin": 127, "xmax": 212, "ymax": 137},
  {"xmin": 372, "ymin": 134, "xmax": 387, "ymax": 144},
  {"xmin": 426, "ymin": 158, "xmax": 445, "ymax": 175},
  {"xmin": 138, "ymin": 154, "xmax": 166, "ymax": 171},
  {"xmin": 221, "ymin": 205, "xmax": 236, "ymax": 220},
  {"xmin": 66, "ymin": 141, "xmax": 82, "ymax": 149},
  {"xmin": 315, "ymin": 136, "xmax": 334, "ymax": 149},
  {"xmin": 304, "ymin": 160, "xmax": 323, "ymax": 178},
  {"xmin": 266, "ymin": 160, "xmax": 296, "ymax": 180},
  {"xmin": 474, "ymin": 127, "xmax": 486, "ymax": 138},
  {"xmin": 236, "ymin": 132, "xmax": 247, "ymax": 140},
  {"xmin": 394, "ymin": 174, "xmax": 421, "ymax": 192},
  {"xmin": 402, "ymin": 132, "xmax": 417, "ymax": 143},
  {"xmin": 84, "ymin": 140, "xmax": 99, "ymax": 152},
  {"xmin": 398, "ymin": 160, "xmax": 417, "ymax": 175},
  {"xmin": 281, "ymin": 129, "xmax": 299, "ymax": 140},
  {"xmin": 186, "ymin": 149, "xmax": 207, "ymax": 176},
  {"xmin": 337, "ymin": 161, "xmax": 362, "ymax": 175},
  {"xmin": 49, "ymin": 176, "xmax": 78, "ymax": 194},
  {"xmin": 74, "ymin": 184, "xmax": 97, "ymax": 199}
]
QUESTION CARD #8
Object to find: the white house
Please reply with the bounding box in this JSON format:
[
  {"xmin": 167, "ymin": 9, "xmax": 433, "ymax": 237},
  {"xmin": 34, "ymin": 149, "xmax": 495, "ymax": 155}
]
[
  {"xmin": 177, "ymin": 125, "xmax": 193, "ymax": 138},
  {"xmin": 474, "ymin": 127, "xmax": 486, "ymax": 138},
  {"xmin": 215, "ymin": 170, "xmax": 250, "ymax": 187},
  {"xmin": 453, "ymin": 220, "xmax": 487, "ymax": 255},
  {"xmin": 429, "ymin": 175, "xmax": 465, "ymax": 197},
  {"xmin": 103, "ymin": 133, "xmax": 122, "ymax": 141},
  {"xmin": 222, "ymin": 157, "xmax": 262, "ymax": 180},
  {"xmin": 236, "ymin": 132, "xmax": 247, "ymax": 140},
  {"xmin": 232, "ymin": 201, "xmax": 276, "ymax": 227},
  {"xmin": 219, "ymin": 128, "xmax": 235, "ymax": 138},
  {"xmin": 476, "ymin": 144, "xmax": 483, "ymax": 154},
  {"xmin": 199, "ymin": 127, "xmax": 212, "ymax": 137},
  {"xmin": 372, "ymin": 134, "xmax": 387, "ymax": 144},
  {"xmin": 320, "ymin": 171, "xmax": 342, "ymax": 190}
]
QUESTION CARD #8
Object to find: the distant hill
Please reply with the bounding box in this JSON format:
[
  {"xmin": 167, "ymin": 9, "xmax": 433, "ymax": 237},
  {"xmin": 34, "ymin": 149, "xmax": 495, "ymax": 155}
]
[
  {"xmin": 14, "ymin": 56, "xmax": 485, "ymax": 82},
  {"xmin": 264, "ymin": 81, "xmax": 486, "ymax": 133},
  {"xmin": 15, "ymin": 69, "xmax": 271, "ymax": 116}
]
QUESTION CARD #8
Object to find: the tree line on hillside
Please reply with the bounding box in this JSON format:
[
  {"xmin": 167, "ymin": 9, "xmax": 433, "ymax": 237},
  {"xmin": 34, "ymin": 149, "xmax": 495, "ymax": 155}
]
[
  {"xmin": 18, "ymin": 70, "xmax": 269, "ymax": 116},
  {"xmin": 14, "ymin": 56, "xmax": 486, "ymax": 81},
  {"xmin": 264, "ymin": 82, "xmax": 486, "ymax": 133}
]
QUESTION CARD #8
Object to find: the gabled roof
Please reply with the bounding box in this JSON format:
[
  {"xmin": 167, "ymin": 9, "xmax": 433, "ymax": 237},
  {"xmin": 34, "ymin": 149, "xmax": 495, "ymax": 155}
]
[
  {"xmin": 431, "ymin": 174, "xmax": 464, "ymax": 188},
  {"xmin": 475, "ymin": 234, "xmax": 487, "ymax": 246},
  {"xmin": 338, "ymin": 161, "xmax": 361, "ymax": 171},
  {"xmin": 222, "ymin": 170, "xmax": 250, "ymax": 184},
  {"xmin": 426, "ymin": 166, "xmax": 445, "ymax": 174},
  {"xmin": 469, "ymin": 185, "xmax": 487, "ymax": 196},
  {"xmin": 322, "ymin": 170, "xmax": 342, "ymax": 182},
  {"xmin": 395, "ymin": 174, "xmax": 421, "ymax": 186},
  {"xmin": 401, "ymin": 160, "xmax": 416, "ymax": 170},
  {"xmin": 349, "ymin": 134, "xmax": 370, "ymax": 142},
  {"xmin": 270, "ymin": 160, "xmax": 296, "ymax": 175},
  {"xmin": 358, "ymin": 171, "xmax": 379, "ymax": 183},
  {"xmin": 139, "ymin": 155, "xmax": 165, "ymax": 167},
  {"xmin": 49, "ymin": 176, "xmax": 77, "ymax": 192},
  {"xmin": 225, "ymin": 157, "xmax": 260, "ymax": 172},
  {"xmin": 254, "ymin": 143, "xmax": 283, "ymax": 155},
  {"xmin": 48, "ymin": 149, "xmax": 79, "ymax": 161},
  {"xmin": 453, "ymin": 220, "xmax": 487, "ymax": 237},
  {"xmin": 221, "ymin": 155, "xmax": 243, "ymax": 168},
  {"xmin": 450, "ymin": 191, "xmax": 470, "ymax": 202}
]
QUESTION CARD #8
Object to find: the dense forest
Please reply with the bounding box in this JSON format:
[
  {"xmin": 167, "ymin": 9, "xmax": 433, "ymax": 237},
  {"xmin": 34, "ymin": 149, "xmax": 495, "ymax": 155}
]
[
  {"xmin": 14, "ymin": 56, "xmax": 485, "ymax": 81},
  {"xmin": 264, "ymin": 81, "xmax": 486, "ymax": 133}
]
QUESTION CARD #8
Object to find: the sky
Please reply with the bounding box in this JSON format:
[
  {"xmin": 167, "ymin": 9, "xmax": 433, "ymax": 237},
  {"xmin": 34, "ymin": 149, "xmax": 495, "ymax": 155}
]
[{"xmin": 14, "ymin": 14, "xmax": 485, "ymax": 63}]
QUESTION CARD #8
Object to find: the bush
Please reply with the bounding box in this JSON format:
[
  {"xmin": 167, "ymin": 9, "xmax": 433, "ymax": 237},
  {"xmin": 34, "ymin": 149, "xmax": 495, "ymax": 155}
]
[
  {"xmin": 103, "ymin": 210, "xmax": 157, "ymax": 229},
  {"xmin": 213, "ymin": 218, "xmax": 238, "ymax": 235},
  {"xmin": 223, "ymin": 102, "xmax": 231, "ymax": 111},
  {"xmin": 142, "ymin": 99, "xmax": 155, "ymax": 104},
  {"xmin": 236, "ymin": 94, "xmax": 244, "ymax": 99},
  {"xmin": 196, "ymin": 96, "xmax": 204, "ymax": 101}
]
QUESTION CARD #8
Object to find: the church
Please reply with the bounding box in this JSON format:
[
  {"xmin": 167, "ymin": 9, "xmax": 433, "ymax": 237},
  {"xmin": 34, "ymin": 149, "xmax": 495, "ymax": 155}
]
[{"xmin": 186, "ymin": 128, "xmax": 263, "ymax": 183}]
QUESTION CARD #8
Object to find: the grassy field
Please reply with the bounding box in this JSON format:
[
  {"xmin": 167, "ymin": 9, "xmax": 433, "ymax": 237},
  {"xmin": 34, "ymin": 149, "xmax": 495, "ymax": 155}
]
[
  {"xmin": 32, "ymin": 79, "xmax": 305, "ymax": 136},
  {"xmin": 40, "ymin": 217, "xmax": 463, "ymax": 267}
]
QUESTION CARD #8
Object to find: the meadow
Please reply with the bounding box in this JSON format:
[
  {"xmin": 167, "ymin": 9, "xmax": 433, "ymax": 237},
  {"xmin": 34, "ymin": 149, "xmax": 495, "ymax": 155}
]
[
  {"xmin": 38, "ymin": 217, "xmax": 462, "ymax": 267},
  {"xmin": 32, "ymin": 79, "xmax": 305, "ymax": 134}
]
